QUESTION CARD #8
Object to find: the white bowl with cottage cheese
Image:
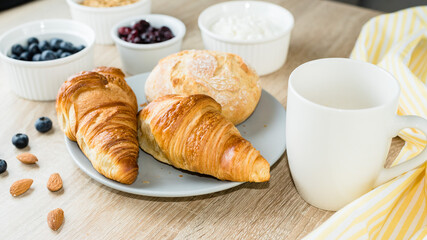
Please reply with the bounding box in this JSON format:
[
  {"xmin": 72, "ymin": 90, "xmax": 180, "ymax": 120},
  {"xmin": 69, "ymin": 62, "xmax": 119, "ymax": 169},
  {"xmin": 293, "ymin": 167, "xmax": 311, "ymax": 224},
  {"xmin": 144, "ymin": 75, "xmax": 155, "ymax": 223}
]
[{"xmin": 198, "ymin": 1, "xmax": 294, "ymax": 76}]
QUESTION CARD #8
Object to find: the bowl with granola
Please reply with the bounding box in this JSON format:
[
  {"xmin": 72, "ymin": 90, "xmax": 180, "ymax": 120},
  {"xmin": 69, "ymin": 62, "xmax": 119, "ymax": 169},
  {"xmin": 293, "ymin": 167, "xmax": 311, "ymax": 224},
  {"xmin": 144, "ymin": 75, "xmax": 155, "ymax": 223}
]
[{"xmin": 66, "ymin": 0, "xmax": 151, "ymax": 44}]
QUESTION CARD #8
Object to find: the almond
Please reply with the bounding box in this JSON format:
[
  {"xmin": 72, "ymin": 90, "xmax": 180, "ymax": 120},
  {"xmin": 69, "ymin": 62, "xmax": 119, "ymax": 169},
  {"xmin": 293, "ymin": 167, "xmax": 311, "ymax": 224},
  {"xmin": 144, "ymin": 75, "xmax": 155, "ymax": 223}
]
[
  {"xmin": 47, "ymin": 208, "xmax": 64, "ymax": 231},
  {"xmin": 47, "ymin": 173, "xmax": 63, "ymax": 192},
  {"xmin": 10, "ymin": 179, "xmax": 33, "ymax": 196},
  {"xmin": 16, "ymin": 153, "xmax": 38, "ymax": 164}
]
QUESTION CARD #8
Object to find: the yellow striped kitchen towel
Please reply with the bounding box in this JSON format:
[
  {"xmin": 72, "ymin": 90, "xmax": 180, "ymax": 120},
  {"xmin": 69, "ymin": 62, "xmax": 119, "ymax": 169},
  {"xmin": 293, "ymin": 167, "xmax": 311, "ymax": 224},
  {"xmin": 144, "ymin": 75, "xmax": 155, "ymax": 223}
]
[{"xmin": 305, "ymin": 6, "xmax": 427, "ymax": 240}]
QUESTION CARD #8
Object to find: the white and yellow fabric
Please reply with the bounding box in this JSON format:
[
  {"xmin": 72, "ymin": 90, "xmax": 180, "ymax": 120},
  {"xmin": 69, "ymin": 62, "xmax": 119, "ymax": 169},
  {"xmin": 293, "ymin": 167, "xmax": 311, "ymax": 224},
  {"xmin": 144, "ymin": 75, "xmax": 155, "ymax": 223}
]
[{"xmin": 305, "ymin": 6, "xmax": 427, "ymax": 240}]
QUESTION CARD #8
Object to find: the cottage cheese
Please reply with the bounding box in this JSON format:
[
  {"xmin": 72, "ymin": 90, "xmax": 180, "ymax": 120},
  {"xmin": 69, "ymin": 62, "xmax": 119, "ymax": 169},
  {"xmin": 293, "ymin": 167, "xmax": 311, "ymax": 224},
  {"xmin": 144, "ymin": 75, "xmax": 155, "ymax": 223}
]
[{"xmin": 210, "ymin": 15, "xmax": 282, "ymax": 41}]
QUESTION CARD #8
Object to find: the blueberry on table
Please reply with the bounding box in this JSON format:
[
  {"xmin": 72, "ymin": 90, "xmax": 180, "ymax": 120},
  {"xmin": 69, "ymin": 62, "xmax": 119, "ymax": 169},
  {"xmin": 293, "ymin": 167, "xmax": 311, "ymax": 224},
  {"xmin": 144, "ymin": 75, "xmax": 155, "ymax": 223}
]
[
  {"xmin": 50, "ymin": 38, "xmax": 63, "ymax": 51},
  {"xmin": 28, "ymin": 43, "xmax": 41, "ymax": 56},
  {"xmin": 35, "ymin": 117, "xmax": 52, "ymax": 133},
  {"xmin": 0, "ymin": 159, "xmax": 6, "ymax": 174},
  {"xmin": 38, "ymin": 40, "xmax": 51, "ymax": 51},
  {"xmin": 19, "ymin": 51, "xmax": 31, "ymax": 61},
  {"xmin": 11, "ymin": 44, "xmax": 25, "ymax": 56},
  {"xmin": 27, "ymin": 37, "xmax": 39, "ymax": 46},
  {"xmin": 32, "ymin": 53, "xmax": 41, "ymax": 61},
  {"xmin": 59, "ymin": 41, "xmax": 74, "ymax": 52},
  {"xmin": 12, "ymin": 133, "xmax": 29, "ymax": 149},
  {"xmin": 41, "ymin": 50, "xmax": 57, "ymax": 61}
]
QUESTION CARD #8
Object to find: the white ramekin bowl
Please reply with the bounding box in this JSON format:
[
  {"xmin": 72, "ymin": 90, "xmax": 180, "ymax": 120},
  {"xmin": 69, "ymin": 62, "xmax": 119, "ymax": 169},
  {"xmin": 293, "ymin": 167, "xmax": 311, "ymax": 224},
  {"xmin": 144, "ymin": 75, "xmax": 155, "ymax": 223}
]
[
  {"xmin": 0, "ymin": 19, "xmax": 95, "ymax": 101},
  {"xmin": 66, "ymin": 0, "xmax": 151, "ymax": 44},
  {"xmin": 111, "ymin": 14, "xmax": 186, "ymax": 75},
  {"xmin": 198, "ymin": 1, "xmax": 294, "ymax": 76}
]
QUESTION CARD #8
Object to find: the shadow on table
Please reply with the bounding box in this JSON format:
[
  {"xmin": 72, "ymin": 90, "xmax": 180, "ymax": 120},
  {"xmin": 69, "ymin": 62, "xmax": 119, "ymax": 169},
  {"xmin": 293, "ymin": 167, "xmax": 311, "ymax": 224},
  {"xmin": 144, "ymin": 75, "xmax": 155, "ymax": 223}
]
[{"xmin": 103, "ymin": 152, "xmax": 286, "ymax": 202}]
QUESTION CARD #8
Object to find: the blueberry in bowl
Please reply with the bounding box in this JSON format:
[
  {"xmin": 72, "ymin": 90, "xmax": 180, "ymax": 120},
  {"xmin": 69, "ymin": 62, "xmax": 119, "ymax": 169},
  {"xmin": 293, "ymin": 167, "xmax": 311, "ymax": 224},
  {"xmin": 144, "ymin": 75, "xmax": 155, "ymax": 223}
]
[
  {"xmin": 0, "ymin": 19, "xmax": 95, "ymax": 101},
  {"xmin": 6, "ymin": 37, "xmax": 86, "ymax": 62},
  {"xmin": 11, "ymin": 43, "xmax": 26, "ymax": 56},
  {"xmin": 118, "ymin": 19, "xmax": 175, "ymax": 44},
  {"xmin": 50, "ymin": 38, "xmax": 63, "ymax": 51},
  {"xmin": 111, "ymin": 14, "xmax": 186, "ymax": 75}
]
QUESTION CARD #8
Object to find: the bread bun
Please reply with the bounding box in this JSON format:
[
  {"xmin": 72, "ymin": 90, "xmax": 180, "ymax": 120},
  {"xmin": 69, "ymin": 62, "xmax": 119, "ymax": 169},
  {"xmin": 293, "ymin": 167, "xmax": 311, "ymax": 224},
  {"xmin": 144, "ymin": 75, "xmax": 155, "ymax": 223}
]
[{"xmin": 145, "ymin": 50, "xmax": 261, "ymax": 125}]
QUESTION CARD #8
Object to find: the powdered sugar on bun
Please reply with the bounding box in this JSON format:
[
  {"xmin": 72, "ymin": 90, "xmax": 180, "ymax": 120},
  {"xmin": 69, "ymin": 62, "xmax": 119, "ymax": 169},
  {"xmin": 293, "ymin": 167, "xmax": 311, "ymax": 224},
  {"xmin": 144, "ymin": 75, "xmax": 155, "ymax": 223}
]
[{"xmin": 145, "ymin": 50, "xmax": 261, "ymax": 125}]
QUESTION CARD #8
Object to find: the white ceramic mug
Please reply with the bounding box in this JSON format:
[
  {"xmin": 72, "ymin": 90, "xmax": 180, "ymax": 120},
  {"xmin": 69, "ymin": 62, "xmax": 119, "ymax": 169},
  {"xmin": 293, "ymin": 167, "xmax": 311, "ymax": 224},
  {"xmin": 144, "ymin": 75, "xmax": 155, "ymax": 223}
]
[{"xmin": 286, "ymin": 58, "xmax": 427, "ymax": 211}]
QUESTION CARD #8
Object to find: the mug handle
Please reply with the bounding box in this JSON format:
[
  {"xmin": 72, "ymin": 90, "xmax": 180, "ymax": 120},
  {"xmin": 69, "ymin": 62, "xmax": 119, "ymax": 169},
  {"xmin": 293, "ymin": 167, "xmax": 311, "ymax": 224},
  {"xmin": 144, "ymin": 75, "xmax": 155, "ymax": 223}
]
[{"xmin": 374, "ymin": 115, "xmax": 427, "ymax": 187}]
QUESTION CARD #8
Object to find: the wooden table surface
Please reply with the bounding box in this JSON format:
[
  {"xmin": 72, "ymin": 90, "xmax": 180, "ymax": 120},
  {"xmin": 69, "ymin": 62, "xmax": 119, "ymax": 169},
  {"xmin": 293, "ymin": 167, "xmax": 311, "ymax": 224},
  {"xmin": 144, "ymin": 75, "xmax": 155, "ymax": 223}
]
[{"xmin": 0, "ymin": 0, "xmax": 393, "ymax": 239}]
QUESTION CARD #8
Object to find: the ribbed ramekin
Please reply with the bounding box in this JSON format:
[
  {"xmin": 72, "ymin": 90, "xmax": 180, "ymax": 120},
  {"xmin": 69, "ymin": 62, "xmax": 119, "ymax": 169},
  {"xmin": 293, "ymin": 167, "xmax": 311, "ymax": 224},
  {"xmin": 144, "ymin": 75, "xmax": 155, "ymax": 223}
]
[
  {"xmin": 66, "ymin": 0, "xmax": 151, "ymax": 44},
  {"xmin": 0, "ymin": 19, "xmax": 95, "ymax": 101},
  {"xmin": 111, "ymin": 14, "xmax": 186, "ymax": 75},
  {"xmin": 198, "ymin": 1, "xmax": 294, "ymax": 76}
]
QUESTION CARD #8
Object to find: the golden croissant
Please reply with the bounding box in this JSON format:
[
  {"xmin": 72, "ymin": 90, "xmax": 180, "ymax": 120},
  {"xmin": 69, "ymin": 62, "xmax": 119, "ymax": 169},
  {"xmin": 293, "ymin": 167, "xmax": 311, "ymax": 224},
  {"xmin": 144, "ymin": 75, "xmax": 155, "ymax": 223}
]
[
  {"xmin": 56, "ymin": 67, "xmax": 139, "ymax": 184},
  {"xmin": 137, "ymin": 94, "xmax": 270, "ymax": 182}
]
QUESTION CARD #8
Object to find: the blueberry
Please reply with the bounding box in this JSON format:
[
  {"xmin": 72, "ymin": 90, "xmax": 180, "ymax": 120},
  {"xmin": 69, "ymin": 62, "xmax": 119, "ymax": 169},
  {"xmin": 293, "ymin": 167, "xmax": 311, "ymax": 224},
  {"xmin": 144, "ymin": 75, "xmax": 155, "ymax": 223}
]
[
  {"xmin": 8, "ymin": 54, "xmax": 19, "ymax": 60},
  {"xmin": 59, "ymin": 41, "xmax": 74, "ymax": 52},
  {"xmin": 160, "ymin": 26, "xmax": 172, "ymax": 33},
  {"xmin": 55, "ymin": 49, "xmax": 63, "ymax": 58},
  {"xmin": 72, "ymin": 45, "xmax": 85, "ymax": 53},
  {"xmin": 54, "ymin": 49, "xmax": 62, "ymax": 58},
  {"xmin": 0, "ymin": 159, "xmax": 6, "ymax": 174},
  {"xmin": 118, "ymin": 27, "xmax": 132, "ymax": 37},
  {"xmin": 141, "ymin": 32, "xmax": 154, "ymax": 43},
  {"xmin": 50, "ymin": 38, "xmax": 63, "ymax": 51},
  {"xmin": 19, "ymin": 51, "xmax": 31, "ymax": 61},
  {"xmin": 12, "ymin": 133, "xmax": 29, "ymax": 149},
  {"xmin": 133, "ymin": 20, "xmax": 150, "ymax": 33},
  {"xmin": 38, "ymin": 40, "xmax": 51, "ymax": 51},
  {"xmin": 59, "ymin": 52, "xmax": 71, "ymax": 58},
  {"xmin": 32, "ymin": 53, "xmax": 41, "ymax": 61},
  {"xmin": 41, "ymin": 50, "xmax": 57, "ymax": 61},
  {"xmin": 127, "ymin": 30, "xmax": 140, "ymax": 43},
  {"xmin": 35, "ymin": 117, "xmax": 52, "ymax": 133},
  {"xmin": 163, "ymin": 31, "xmax": 174, "ymax": 40},
  {"xmin": 28, "ymin": 43, "xmax": 41, "ymax": 56},
  {"xmin": 27, "ymin": 37, "xmax": 39, "ymax": 46},
  {"xmin": 11, "ymin": 44, "xmax": 25, "ymax": 55}
]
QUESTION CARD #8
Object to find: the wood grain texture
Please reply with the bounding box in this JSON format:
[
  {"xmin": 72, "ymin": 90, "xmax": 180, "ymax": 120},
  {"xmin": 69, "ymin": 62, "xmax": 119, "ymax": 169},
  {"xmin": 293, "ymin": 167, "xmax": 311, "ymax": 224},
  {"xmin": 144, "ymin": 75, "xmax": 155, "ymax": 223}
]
[{"xmin": 0, "ymin": 0, "xmax": 388, "ymax": 239}]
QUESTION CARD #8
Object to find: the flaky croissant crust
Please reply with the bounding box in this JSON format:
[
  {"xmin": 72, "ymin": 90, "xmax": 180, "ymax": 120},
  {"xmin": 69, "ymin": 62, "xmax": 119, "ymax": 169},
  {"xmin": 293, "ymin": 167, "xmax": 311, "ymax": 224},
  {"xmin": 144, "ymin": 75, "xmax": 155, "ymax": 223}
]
[
  {"xmin": 56, "ymin": 67, "xmax": 139, "ymax": 184},
  {"xmin": 138, "ymin": 94, "xmax": 270, "ymax": 182}
]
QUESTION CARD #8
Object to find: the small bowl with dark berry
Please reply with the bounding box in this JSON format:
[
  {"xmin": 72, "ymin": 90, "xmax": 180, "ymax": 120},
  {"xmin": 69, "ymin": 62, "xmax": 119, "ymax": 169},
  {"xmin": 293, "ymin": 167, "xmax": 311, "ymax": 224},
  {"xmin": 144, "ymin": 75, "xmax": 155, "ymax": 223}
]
[
  {"xmin": 0, "ymin": 19, "xmax": 95, "ymax": 101},
  {"xmin": 111, "ymin": 14, "xmax": 186, "ymax": 75}
]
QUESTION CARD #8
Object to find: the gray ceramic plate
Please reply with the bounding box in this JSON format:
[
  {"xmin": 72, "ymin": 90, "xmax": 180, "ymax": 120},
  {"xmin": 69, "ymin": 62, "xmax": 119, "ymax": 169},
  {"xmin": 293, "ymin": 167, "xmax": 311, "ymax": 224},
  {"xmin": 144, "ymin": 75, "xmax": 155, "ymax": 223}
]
[{"xmin": 65, "ymin": 72, "xmax": 286, "ymax": 197}]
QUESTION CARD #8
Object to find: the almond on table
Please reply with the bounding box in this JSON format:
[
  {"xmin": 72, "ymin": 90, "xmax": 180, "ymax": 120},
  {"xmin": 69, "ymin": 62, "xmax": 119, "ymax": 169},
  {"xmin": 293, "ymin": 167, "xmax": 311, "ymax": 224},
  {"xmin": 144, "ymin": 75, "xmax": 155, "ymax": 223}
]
[
  {"xmin": 47, "ymin": 208, "xmax": 64, "ymax": 231},
  {"xmin": 47, "ymin": 173, "xmax": 63, "ymax": 192},
  {"xmin": 10, "ymin": 179, "xmax": 33, "ymax": 197},
  {"xmin": 16, "ymin": 153, "xmax": 38, "ymax": 164}
]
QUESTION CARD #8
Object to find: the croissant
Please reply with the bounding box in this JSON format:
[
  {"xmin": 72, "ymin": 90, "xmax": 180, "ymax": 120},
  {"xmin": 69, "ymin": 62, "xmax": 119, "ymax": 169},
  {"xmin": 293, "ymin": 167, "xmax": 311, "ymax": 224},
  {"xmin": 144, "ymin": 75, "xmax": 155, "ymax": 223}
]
[
  {"xmin": 56, "ymin": 67, "xmax": 139, "ymax": 184},
  {"xmin": 137, "ymin": 94, "xmax": 270, "ymax": 182}
]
